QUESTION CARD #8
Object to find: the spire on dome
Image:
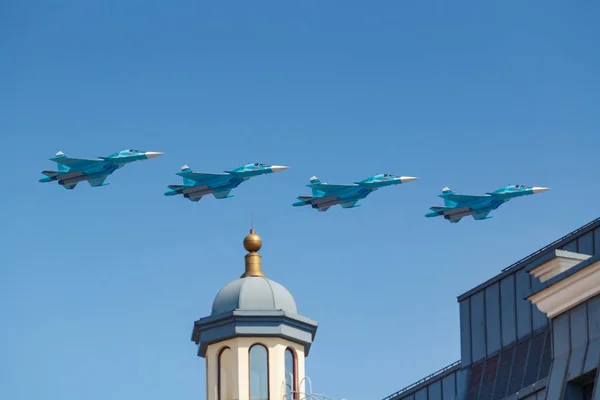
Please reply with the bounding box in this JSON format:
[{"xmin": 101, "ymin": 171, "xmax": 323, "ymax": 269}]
[{"xmin": 241, "ymin": 229, "xmax": 264, "ymax": 278}]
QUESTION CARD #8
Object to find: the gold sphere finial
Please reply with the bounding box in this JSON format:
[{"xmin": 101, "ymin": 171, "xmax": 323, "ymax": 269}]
[
  {"xmin": 241, "ymin": 228, "xmax": 264, "ymax": 278},
  {"xmin": 243, "ymin": 228, "xmax": 262, "ymax": 253}
]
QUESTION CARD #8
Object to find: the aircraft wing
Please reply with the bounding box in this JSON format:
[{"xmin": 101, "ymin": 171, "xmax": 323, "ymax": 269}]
[
  {"xmin": 443, "ymin": 194, "xmax": 487, "ymax": 204},
  {"xmin": 180, "ymin": 172, "xmax": 227, "ymax": 184},
  {"xmin": 310, "ymin": 183, "xmax": 355, "ymax": 193},
  {"xmin": 52, "ymin": 157, "xmax": 105, "ymax": 171}
]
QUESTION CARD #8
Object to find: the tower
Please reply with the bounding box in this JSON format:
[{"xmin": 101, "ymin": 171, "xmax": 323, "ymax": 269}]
[{"xmin": 191, "ymin": 229, "xmax": 319, "ymax": 400}]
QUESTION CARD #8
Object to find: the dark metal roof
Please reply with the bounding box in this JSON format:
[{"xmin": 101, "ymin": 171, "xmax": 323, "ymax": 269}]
[
  {"xmin": 457, "ymin": 217, "xmax": 600, "ymax": 302},
  {"xmin": 381, "ymin": 360, "xmax": 461, "ymax": 400}
]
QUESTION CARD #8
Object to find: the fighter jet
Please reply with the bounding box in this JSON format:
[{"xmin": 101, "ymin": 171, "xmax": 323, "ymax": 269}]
[
  {"xmin": 292, "ymin": 174, "xmax": 418, "ymax": 212},
  {"xmin": 164, "ymin": 162, "xmax": 289, "ymax": 202},
  {"xmin": 39, "ymin": 149, "xmax": 164, "ymax": 189},
  {"xmin": 425, "ymin": 184, "xmax": 550, "ymax": 223}
]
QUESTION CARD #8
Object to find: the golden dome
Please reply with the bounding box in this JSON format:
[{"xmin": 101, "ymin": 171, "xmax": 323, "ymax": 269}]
[{"xmin": 243, "ymin": 229, "xmax": 262, "ymax": 252}]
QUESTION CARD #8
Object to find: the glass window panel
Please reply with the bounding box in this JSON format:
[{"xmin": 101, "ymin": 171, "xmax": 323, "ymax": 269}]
[
  {"xmin": 479, "ymin": 355, "xmax": 499, "ymax": 400},
  {"xmin": 492, "ymin": 346, "xmax": 514, "ymax": 400},
  {"xmin": 456, "ymin": 368, "xmax": 469, "ymax": 400},
  {"xmin": 507, "ymin": 339, "xmax": 530, "ymax": 396},
  {"xmin": 414, "ymin": 387, "xmax": 427, "ymax": 400},
  {"xmin": 523, "ymin": 331, "xmax": 546, "ymax": 387},
  {"xmin": 460, "ymin": 299, "xmax": 472, "ymax": 365},
  {"xmin": 501, "ymin": 275, "xmax": 517, "ymax": 347},
  {"xmin": 562, "ymin": 240, "xmax": 578, "ymax": 252},
  {"xmin": 219, "ymin": 348, "xmax": 233, "ymax": 400},
  {"xmin": 595, "ymin": 228, "xmax": 600, "ymax": 255},
  {"xmin": 516, "ymin": 269, "xmax": 532, "ymax": 339},
  {"xmin": 285, "ymin": 348, "xmax": 296, "ymax": 399},
  {"xmin": 579, "ymin": 232, "xmax": 594, "ymax": 255},
  {"xmin": 485, "ymin": 283, "xmax": 501, "ymax": 355},
  {"xmin": 442, "ymin": 372, "xmax": 457, "ymax": 400},
  {"xmin": 465, "ymin": 362, "xmax": 484, "ymax": 400},
  {"xmin": 250, "ymin": 345, "xmax": 269, "ymax": 400},
  {"xmin": 428, "ymin": 380, "xmax": 442, "ymax": 400},
  {"xmin": 470, "ymin": 291, "xmax": 487, "ymax": 363}
]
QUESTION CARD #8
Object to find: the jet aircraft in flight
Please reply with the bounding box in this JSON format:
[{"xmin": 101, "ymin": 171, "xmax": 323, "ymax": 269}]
[
  {"xmin": 425, "ymin": 184, "xmax": 550, "ymax": 223},
  {"xmin": 292, "ymin": 174, "xmax": 418, "ymax": 212},
  {"xmin": 164, "ymin": 163, "xmax": 289, "ymax": 202},
  {"xmin": 39, "ymin": 149, "xmax": 164, "ymax": 189}
]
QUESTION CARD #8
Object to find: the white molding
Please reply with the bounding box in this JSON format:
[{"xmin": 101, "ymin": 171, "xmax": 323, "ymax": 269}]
[
  {"xmin": 528, "ymin": 260, "xmax": 600, "ymax": 318},
  {"xmin": 530, "ymin": 250, "xmax": 591, "ymax": 282}
]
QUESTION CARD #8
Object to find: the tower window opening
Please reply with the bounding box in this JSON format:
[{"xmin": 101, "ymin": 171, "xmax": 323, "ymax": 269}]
[
  {"xmin": 218, "ymin": 347, "xmax": 233, "ymax": 400},
  {"xmin": 249, "ymin": 344, "xmax": 269, "ymax": 400},
  {"xmin": 285, "ymin": 348, "xmax": 297, "ymax": 399}
]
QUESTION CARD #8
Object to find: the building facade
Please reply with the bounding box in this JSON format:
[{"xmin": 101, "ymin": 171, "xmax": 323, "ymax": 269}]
[{"xmin": 382, "ymin": 217, "xmax": 600, "ymax": 400}]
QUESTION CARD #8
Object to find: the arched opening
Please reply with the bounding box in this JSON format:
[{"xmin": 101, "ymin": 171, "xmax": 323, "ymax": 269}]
[
  {"xmin": 285, "ymin": 347, "xmax": 297, "ymax": 399},
  {"xmin": 249, "ymin": 344, "xmax": 269, "ymax": 400},
  {"xmin": 218, "ymin": 347, "xmax": 233, "ymax": 400}
]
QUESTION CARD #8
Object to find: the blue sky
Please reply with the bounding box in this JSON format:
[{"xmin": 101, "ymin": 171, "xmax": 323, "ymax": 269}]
[{"xmin": 2, "ymin": 1, "xmax": 599, "ymax": 399}]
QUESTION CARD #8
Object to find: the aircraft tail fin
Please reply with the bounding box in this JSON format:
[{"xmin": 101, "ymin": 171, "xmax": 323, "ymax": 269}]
[
  {"xmin": 440, "ymin": 187, "xmax": 457, "ymax": 207},
  {"xmin": 308, "ymin": 176, "xmax": 326, "ymax": 197},
  {"xmin": 444, "ymin": 198, "xmax": 457, "ymax": 207},
  {"xmin": 51, "ymin": 151, "xmax": 70, "ymax": 173},
  {"xmin": 178, "ymin": 165, "xmax": 197, "ymax": 186}
]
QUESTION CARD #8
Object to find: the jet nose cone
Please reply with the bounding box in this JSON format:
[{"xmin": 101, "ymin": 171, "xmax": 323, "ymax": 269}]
[
  {"xmin": 400, "ymin": 176, "xmax": 419, "ymax": 183},
  {"xmin": 532, "ymin": 187, "xmax": 550, "ymax": 194},
  {"xmin": 145, "ymin": 152, "xmax": 164, "ymax": 159},
  {"xmin": 271, "ymin": 165, "xmax": 289, "ymax": 172}
]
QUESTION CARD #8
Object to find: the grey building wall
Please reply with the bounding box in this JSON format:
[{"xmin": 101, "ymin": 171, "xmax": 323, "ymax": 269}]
[
  {"xmin": 456, "ymin": 219, "xmax": 600, "ymax": 400},
  {"xmin": 544, "ymin": 295, "xmax": 600, "ymax": 400},
  {"xmin": 458, "ymin": 221, "xmax": 600, "ymax": 367}
]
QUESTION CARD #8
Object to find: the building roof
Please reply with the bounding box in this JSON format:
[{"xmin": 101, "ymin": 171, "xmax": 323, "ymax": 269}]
[
  {"xmin": 457, "ymin": 217, "xmax": 600, "ymax": 301},
  {"xmin": 211, "ymin": 276, "xmax": 298, "ymax": 315}
]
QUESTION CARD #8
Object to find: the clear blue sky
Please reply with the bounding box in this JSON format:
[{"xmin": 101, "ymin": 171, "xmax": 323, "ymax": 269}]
[{"xmin": 2, "ymin": 1, "xmax": 599, "ymax": 399}]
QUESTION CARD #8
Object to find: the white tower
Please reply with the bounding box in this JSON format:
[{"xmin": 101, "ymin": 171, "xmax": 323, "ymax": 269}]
[{"xmin": 191, "ymin": 229, "xmax": 319, "ymax": 400}]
